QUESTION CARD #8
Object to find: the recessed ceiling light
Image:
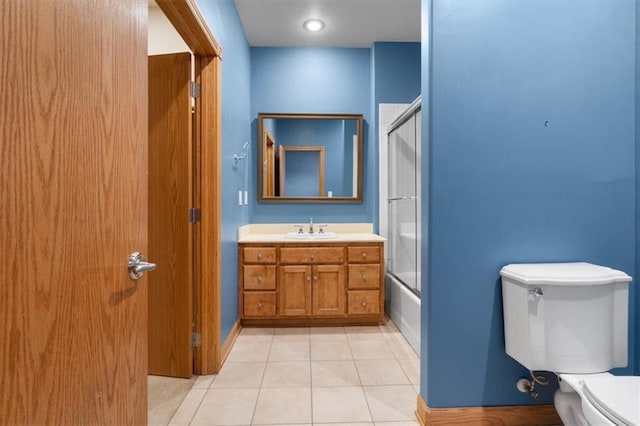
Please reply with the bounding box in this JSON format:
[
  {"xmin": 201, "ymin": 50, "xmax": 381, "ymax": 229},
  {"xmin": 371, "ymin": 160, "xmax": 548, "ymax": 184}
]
[{"xmin": 303, "ymin": 19, "xmax": 325, "ymax": 32}]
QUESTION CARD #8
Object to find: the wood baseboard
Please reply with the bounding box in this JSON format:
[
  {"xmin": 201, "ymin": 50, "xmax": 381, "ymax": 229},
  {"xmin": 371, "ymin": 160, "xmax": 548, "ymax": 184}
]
[
  {"xmin": 220, "ymin": 320, "xmax": 241, "ymax": 366},
  {"xmin": 416, "ymin": 394, "xmax": 561, "ymax": 425}
]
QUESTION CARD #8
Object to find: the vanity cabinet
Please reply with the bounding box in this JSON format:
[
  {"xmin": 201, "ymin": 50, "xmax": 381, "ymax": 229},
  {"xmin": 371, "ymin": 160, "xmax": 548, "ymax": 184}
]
[
  {"xmin": 347, "ymin": 246, "xmax": 382, "ymax": 315},
  {"xmin": 239, "ymin": 241, "xmax": 383, "ymax": 325}
]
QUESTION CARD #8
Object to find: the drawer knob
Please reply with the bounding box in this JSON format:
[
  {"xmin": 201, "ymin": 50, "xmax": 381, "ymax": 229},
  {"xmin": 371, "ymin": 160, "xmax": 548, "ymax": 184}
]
[
  {"xmin": 361, "ymin": 301, "xmax": 368, "ymax": 307},
  {"xmin": 361, "ymin": 252, "xmax": 367, "ymax": 258},
  {"xmin": 257, "ymin": 252, "xmax": 263, "ymax": 259},
  {"xmin": 310, "ymin": 253, "xmax": 315, "ymax": 260},
  {"xmin": 257, "ymin": 276, "xmax": 262, "ymax": 282},
  {"xmin": 257, "ymin": 301, "xmax": 263, "ymax": 308},
  {"xmin": 361, "ymin": 274, "xmax": 367, "ymax": 280}
]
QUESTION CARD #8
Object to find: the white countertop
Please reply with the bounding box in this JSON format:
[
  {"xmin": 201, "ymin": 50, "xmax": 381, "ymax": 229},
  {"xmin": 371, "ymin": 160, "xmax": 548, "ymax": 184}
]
[{"xmin": 238, "ymin": 223, "xmax": 385, "ymax": 243}]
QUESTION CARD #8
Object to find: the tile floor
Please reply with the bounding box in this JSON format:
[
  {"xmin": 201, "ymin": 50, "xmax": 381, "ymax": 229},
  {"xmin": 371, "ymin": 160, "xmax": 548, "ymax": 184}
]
[{"xmin": 151, "ymin": 319, "xmax": 420, "ymax": 426}]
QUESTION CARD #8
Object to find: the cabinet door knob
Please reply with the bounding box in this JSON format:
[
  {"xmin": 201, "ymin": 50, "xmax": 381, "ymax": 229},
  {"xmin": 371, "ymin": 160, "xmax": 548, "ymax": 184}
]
[
  {"xmin": 361, "ymin": 274, "xmax": 367, "ymax": 280},
  {"xmin": 307, "ymin": 275, "xmax": 311, "ymax": 282},
  {"xmin": 361, "ymin": 301, "xmax": 368, "ymax": 307},
  {"xmin": 257, "ymin": 301, "xmax": 263, "ymax": 308},
  {"xmin": 313, "ymin": 275, "xmax": 318, "ymax": 281}
]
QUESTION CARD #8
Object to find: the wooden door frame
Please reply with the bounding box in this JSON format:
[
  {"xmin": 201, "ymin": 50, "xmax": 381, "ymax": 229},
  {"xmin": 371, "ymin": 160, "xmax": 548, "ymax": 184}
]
[{"xmin": 156, "ymin": 0, "xmax": 222, "ymax": 375}]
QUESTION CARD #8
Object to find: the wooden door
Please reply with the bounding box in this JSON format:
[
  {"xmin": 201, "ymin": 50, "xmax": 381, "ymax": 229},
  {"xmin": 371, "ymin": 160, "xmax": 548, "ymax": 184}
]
[
  {"xmin": 279, "ymin": 265, "xmax": 312, "ymax": 316},
  {"xmin": 0, "ymin": 1, "xmax": 148, "ymax": 423},
  {"xmin": 148, "ymin": 53, "xmax": 194, "ymax": 378},
  {"xmin": 312, "ymin": 265, "xmax": 346, "ymax": 316}
]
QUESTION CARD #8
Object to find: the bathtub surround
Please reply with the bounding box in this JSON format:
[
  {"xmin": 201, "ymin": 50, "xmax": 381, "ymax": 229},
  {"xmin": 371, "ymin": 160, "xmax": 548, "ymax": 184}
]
[
  {"xmin": 380, "ymin": 100, "xmax": 423, "ymax": 355},
  {"xmin": 422, "ymin": 0, "xmax": 637, "ymax": 414}
]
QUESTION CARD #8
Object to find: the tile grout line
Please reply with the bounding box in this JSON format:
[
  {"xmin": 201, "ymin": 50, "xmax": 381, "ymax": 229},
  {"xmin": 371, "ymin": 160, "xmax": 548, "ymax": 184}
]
[{"xmin": 249, "ymin": 330, "xmax": 274, "ymax": 425}]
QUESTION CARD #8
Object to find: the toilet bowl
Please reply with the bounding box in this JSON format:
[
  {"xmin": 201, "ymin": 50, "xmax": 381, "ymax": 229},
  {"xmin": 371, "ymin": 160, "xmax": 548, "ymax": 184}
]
[
  {"xmin": 556, "ymin": 373, "xmax": 640, "ymax": 426},
  {"xmin": 500, "ymin": 262, "xmax": 636, "ymax": 426}
]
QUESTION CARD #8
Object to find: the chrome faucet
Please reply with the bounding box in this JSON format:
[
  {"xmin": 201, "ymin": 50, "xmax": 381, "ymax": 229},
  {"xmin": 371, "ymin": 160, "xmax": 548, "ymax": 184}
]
[{"xmin": 308, "ymin": 217, "xmax": 314, "ymax": 234}]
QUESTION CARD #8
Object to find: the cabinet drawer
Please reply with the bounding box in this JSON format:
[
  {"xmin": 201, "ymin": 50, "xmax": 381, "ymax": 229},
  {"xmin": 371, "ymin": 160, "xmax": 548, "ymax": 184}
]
[
  {"xmin": 243, "ymin": 247, "xmax": 276, "ymax": 264},
  {"xmin": 348, "ymin": 265, "xmax": 380, "ymax": 289},
  {"xmin": 280, "ymin": 247, "xmax": 344, "ymax": 264},
  {"xmin": 243, "ymin": 292, "xmax": 276, "ymax": 317},
  {"xmin": 347, "ymin": 246, "xmax": 380, "ymax": 263},
  {"xmin": 243, "ymin": 265, "xmax": 276, "ymax": 290},
  {"xmin": 348, "ymin": 291, "xmax": 380, "ymax": 314}
]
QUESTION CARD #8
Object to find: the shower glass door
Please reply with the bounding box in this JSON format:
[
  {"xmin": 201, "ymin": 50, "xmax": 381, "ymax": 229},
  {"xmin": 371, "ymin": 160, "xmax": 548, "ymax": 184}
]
[{"xmin": 388, "ymin": 108, "xmax": 421, "ymax": 295}]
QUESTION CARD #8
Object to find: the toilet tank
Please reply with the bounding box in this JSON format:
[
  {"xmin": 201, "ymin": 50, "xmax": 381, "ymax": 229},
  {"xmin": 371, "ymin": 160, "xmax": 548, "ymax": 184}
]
[{"xmin": 500, "ymin": 262, "xmax": 631, "ymax": 374}]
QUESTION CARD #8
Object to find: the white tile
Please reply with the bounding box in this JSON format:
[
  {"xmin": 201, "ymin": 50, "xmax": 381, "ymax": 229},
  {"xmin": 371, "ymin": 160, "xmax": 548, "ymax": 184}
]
[
  {"xmin": 311, "ymin": 360, "xmax": 361, "ymax": 387},
  {"xmin": 349, "ymin": 339, "xmax": 395, "ymax": 360},
  {"xmin": 312, "ymin": 386, "xmax": 372, "ymax": 423},
  {"xmin": 311, "ymin": 340, "xmax": 353, "ymax": 360},
  {"xmin": 397, "ymin": 357, "xmax": 420, "ymax": 385},
  {"xmin": 192, "ymin": 375, "xmax": 215, "ymax": 389},
  {"xmin": 226, "ymin": 340, "xmax": 271, "ymax": 362},
  {"xmin": 310, "ymin": 326, "xmax": 348, "ymax": 341},
  {"xmin": 238, "ymin": 327, "xmax": 275, "ymax": 342},
  {"xmin": 374, "ymin": 422, "xmax": 419, "ymax": 426},
  {"xmin": 363, "ymin": 385, "xmax": 418, "ymax": 422},
  {"xmin": 385, "ymin": 334, "xmax": 419, "ymax": 359},
  {"xmin": 315, "ymin": 424, "xmax": 373, "ymax": 426},
  {"xmin": 269, "ymin": 341, "xmax": 310, "ymax": 361},
  {"xmin": 210, "ymin": 361, "xmax": 266, "ymax": 388},
  {"xmin": 355, "ymin": 359, "xmax": 411, "ymax": 385},
  {"xmin": 345, "ymin": 326, "xmax": 384, "ymax": 340},
  {"xmin": 168, "ymin": 388, "xmax": 206, "ymax": 425},
  {"xmin": 273, "ymin": 327, "xmax": 310, "ymax": 341},
  {"xmin": 253, "ymin": 387, "xmax": 312, "ymax": 424},
  {"xmin": 262, "ymin": 361, "xmax": 311, "ymax": 387},
  {"xmin": 148, "ymin": 375, "xmax": 196, "ymax": 426},
  {"xmin": 190, "ymin": 388, "xmax": 259, "ymax": 425},
  {"xmin": 413, "ymin": 384, "xmax": 420, "ymax": 394}
]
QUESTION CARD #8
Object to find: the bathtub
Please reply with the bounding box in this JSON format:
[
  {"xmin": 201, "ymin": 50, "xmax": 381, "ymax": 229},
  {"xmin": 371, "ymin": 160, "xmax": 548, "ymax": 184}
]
[{"xmin": 385, "ymin": 273, "xmax": 421, "ymax": 355}]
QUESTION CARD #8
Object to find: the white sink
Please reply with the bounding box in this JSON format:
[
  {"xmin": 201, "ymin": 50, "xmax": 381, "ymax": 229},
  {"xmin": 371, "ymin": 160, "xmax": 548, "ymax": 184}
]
[{"xmin": 285, "ymin": 232, "xmax": 338, "ymax": 240}]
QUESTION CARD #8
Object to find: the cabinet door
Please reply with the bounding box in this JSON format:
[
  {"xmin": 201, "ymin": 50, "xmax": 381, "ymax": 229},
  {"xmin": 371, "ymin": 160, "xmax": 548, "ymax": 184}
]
[
  {"xmin": 279, "ymin": 265, "xmax": 312, "ymax": 316},
  {"xmin": 312, "ymin": 265, "xmax": 345, "ymax": 316}
]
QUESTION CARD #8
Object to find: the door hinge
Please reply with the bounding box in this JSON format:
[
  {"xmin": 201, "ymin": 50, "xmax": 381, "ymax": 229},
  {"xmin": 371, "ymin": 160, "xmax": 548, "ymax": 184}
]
[
  {"xmin": 192, "ymin": 332, "xmax": 202, "ymax": 348},
  {"xmin": 189, "ymin": 207, "xmax": 201, "ymax": 224},
  {"xmin": 190, "ymin": 81, "xmax": 201, "ymax": 99}
]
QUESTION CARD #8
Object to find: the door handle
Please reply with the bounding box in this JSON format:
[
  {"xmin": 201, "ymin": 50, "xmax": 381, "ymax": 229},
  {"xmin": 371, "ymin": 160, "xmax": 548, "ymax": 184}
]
[{"xmin": 128, "ymin": 252, "xmax": 157, "ymax": 280}]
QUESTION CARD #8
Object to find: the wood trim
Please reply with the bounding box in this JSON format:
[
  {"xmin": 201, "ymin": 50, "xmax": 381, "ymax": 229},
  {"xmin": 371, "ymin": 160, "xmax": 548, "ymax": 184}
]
[
  {"xmin": 220, "ymin": 320, "xmax": 242, "ymax": 364},
  {"xmin": 416, "ymin": 394, "xmax": 561, "ymax": 426},
  {"xmin": 155, "ymin": 0, "xmax": 222, "ymax": 57},
  {"xmin": 193, "ymin": 55, "xmax": 222, "ymax": 375},
  {"xmin": 257, "ymin": 113, "xmax": 364, "ymax": 203}
]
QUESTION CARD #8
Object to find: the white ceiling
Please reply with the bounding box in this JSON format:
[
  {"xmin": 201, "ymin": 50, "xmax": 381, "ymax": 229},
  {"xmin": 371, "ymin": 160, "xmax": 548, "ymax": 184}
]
[{"xmin": 233, "ymin": 0, "xmax": 421, "ymax": 48}]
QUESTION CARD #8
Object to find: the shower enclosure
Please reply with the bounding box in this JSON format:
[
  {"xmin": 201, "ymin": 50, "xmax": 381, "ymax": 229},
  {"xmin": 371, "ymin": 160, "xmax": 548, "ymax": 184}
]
[{"xmin": 380, "ymin": 97, "xmax": 421, "ymax": 354}]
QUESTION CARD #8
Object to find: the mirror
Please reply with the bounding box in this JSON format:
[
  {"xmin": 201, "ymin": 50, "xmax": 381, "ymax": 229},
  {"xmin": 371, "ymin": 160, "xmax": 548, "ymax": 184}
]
[{"xmin": 258, "ymin": 113, "xmax": 363, "ymax": 203}]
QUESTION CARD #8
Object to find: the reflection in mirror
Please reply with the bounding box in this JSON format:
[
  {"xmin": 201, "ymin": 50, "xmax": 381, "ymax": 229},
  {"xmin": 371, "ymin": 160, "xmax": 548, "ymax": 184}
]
[{"xmin": 258, "ymin": 113, "xmax": 363, "ymax": 203}]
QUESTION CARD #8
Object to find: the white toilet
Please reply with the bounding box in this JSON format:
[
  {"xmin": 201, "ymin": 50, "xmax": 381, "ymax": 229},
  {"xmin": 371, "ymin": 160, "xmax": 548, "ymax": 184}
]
[{"xmin": 500, "ymin": 262, "xmax": 639, "ymax": 426}]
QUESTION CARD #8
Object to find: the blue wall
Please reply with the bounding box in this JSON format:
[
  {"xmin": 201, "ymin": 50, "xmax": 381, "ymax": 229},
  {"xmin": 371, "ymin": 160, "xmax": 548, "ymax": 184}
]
[
  {"xmin": 371, "ymin": 42, "xmax": 421, "ymax": 228},
  {"xmin": 421, "ymin": 0, "xmax": 637, "ymax": 408},
  {"xmin": 635, "ymin": 0, "xmax": 640, "ymax": 372},
  {"xmin": 250, "ymin": 47, "xmax": 374, "ymax": 223},
  {"xmin": 197, "ymin": 0, "xmax": 251, "ymax": 341},
  {"xmin": 275, "ymin": 119, "xmax": 349, "ymax": 197}
]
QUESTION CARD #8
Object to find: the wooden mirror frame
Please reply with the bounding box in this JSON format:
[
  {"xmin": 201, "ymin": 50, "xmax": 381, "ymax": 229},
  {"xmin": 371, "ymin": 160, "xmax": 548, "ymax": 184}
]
[{"xmin": 258, "ymin": 112, "xmax": 364, "ymax": 203}]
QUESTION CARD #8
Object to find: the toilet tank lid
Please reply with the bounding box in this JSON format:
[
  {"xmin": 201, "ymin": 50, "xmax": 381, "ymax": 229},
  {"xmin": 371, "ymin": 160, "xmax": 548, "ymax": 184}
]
[{"xmin": 500, "ymin": 262, "xmax": 631, "ymax": 286}]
